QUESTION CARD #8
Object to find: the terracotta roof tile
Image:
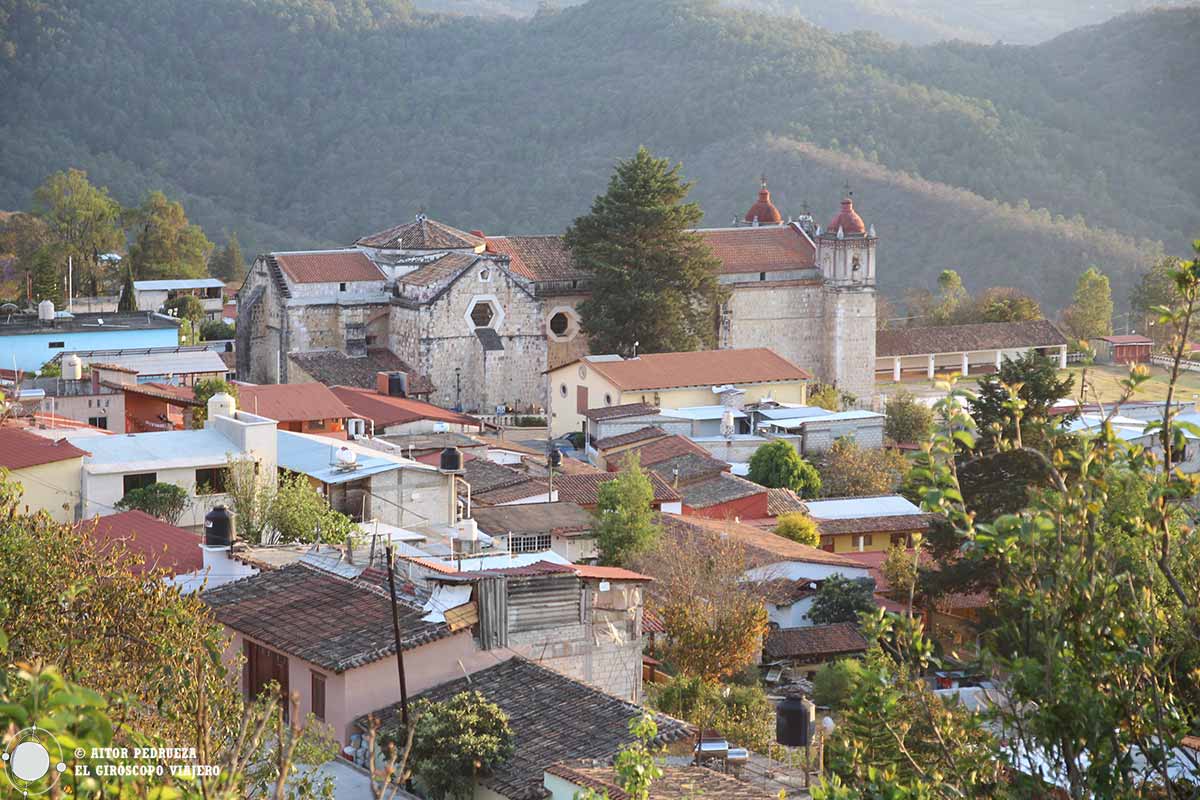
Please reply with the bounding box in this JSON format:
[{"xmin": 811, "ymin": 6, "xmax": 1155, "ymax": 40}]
[
  {"xmin": 485, "ymin": 235, "xmax": 588, "ymax": 282},
  {"xmin": 659, "ymin": 514, "xmax": 864, "ymax": 569},
  {"xmin": 817, "ymin": 512, "xmax": 937, "ymax": 537},
  {"xmin": 111, "ymin": 381, "xmax": 202, "ymax": 406},
  {"xmin": 572, "ymin": 563, "xmax": 653, "ymax": 582},
  {"xmin": 271, "ymin": 250, "xmax": 384, "ymax": 284},
  {"xmin": 546, "ymin": 762, "xmax": 775, "ymax": 799},
  {"xmin": 646, "ymin": 452, "xmax": 728, "ymax": 484},
  {"xmin": 398, "ymin": 252, "xmax": 479, "ymax": 287},
  {"xmin": 679, "ymin": 472, "xmax": 765, "ymax": 509},
  {"xmin": 461, "ymin": 458, "xmax": 532, "ymax": 494},
  {"xmin": 642, "ymin": 607, "xmax": 666, "ymax": 634},
  {"xmin": 330, "ymin": 385, "xmax": 477, "ymax": 429},
  {"xmin": 236, "ymin": 382, "xmax": 352, "ymax": 423},
  {"xmin": 471, "ymin": 478, "xmax": 551, "ymax": 506},
  {"xmin": 578, "ymin": 349, "xmax": 810, "ymax": 392},
  {"xmin": 581, "ymin": 402, "xmax": 660, "ymax": 421},
  {"xmin": 555, "ymin": 471, "xmax": 680, "ymax": 506},
  {"xmin": 78, "ymin": 510, "xmax": 202, "ymax": 576},
  {"xmin": 471, "ymin": 502, "xmax": 595, "ymax": 537},
  {"xmin": 697, "ymin": 225, "xmax": 815, "ymax": 274},
  {"xmin": 763, "ymin": 622, "xmax": 869, "ymax": 662},
  {"xmin": 767, "ymin": 488, "xmax": 807, "ymax": 516},
  {"xmin": 593, "ymin": 426, "xmax": 668, "ymax": 451},
  {"xmin": 357, "ymin": 657, "xmax": 691, "ymax": 800},
  {"xmin": 620, "ymin": 434, "xmax": 712, "ymax": 467},
  {"xmin": 202, "ymin": 563, "xmax": 451, "ymax": 673},
  {"xmin": 876, "ymin": 320, "xmax": 1067, "ymax": 358},
  {"xmin": 0, "ymin": 427, "xmax": 90, "ymax": 469},
  {"xmin": 289, "ymin": 350, "xmax": 433, "ymax": 395},
  {"xmin": 357, "ymin": 218, "xmax": 484, "ymax": 251}
]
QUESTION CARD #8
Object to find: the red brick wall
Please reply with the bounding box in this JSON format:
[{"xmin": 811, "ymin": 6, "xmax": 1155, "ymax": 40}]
[{"xmin": 682, "ymin": 491, "xmax": 769, "ymax": 521}]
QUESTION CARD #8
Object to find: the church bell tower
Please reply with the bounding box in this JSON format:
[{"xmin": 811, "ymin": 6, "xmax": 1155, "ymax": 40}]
[{"xmin": 817, "ymin": 192, "xmax": 877, "ymax": 403}]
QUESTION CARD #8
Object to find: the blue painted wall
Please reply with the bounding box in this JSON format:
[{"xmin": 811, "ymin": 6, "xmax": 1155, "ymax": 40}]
[{"xmin": 1, "ymin": 327, "xmax": 180, "ymax": 372}]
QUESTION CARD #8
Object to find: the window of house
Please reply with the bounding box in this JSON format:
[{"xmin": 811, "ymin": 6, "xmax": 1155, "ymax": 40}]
[
  {"xmin": 855, "ymin": 534, "xmax": 873, "ymax": 548},
  {"xmin": 307, "ymin": 419, "xmax": 327, "ymax": 431},
  {"xmin": 123, "ymin": 472, "xmax": 157, "ymax": 494},
  {"xmin": 559, "ymin": 383, "xmax": 568, "ymax": 398},
  {"xmin": 311, "ymin": 672, "xmax": 326, "ymax": 721},
  {"xmin": 479, "ymin": 268, "xmax": 492, "ymax": 282},
  {"xmin": 87, "ymin": 416, "xmax": 108, "ymax": 430},
  {"xmin": 510, "ymin": 534, "xmax": 552, "ymax": 553},
  {"xmin": 549, "ymin": 312, "xmax": 570, "ymax": 336},
  {"xmin": 604, "ymin": 393, "xmax": 613, "ymax": 406},
  {"xmin": 759, "ymin": 272, "xmax": 766, "ymax": 281},
  {"xmin": 470, "ymin": 301, "xmax": 495, "ymax": 328},
  {"xmin": 195, "ymin": 467, "xmax": 228, "ymax": 495},
  {"xmin": 48, "ymin": 341, "xmax": 64, "ymax": 349},
  {"xmin": 890, "ymin": 533, "xmax": 909, "ymax": 547}
]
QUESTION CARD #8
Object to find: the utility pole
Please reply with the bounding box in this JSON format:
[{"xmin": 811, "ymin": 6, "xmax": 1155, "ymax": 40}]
[{"xmin": 384, "ymin": 546, "xmax": 411, "ymax": 733}]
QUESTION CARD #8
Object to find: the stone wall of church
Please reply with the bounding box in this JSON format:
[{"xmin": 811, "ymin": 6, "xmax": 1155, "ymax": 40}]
[
  {"xmin": 723, "ymin": 281, "xmax": 827, "ymax": 377},
  {"xmin": 389, "ymin": 265, "xmax": 548, "ymax": 413},
  {"xmin": 822, "ymin": 287, "xmax": 877, "ymax": 403},
  {"xmin": 545, "ymin": 294, "xmax": 591, "ymax": 369}
]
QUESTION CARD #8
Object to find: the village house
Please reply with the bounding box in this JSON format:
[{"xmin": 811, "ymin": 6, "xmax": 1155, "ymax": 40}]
[
  {"xmin": 552, "ymin": 471, "xmax": 682, "ymax": 513},
  {"xmin": 65, "ymin": 393, "xmax": 278, "ymax": 529},
  {"xmin": 57, "ymin": 344, "xmax": 231, "ymax": 387},
  {"xmin": 239, "ymin": 184, "xmax": 879, "ymax": 415},
  {"xmin": 356, "ymin": 658, "xmax": 692, "ymax": 799},
  {"xmin": 548, "ymin": 348, "xmax": 811, "ymax": 438},
  {"xmin": 762, "ymin": 622, "xmax": 870, "ymax": 680},
  {"xmin": 0, "ymin": 427, "xmax": 90, "ymax": 523},
  {"xmin": 235, "ymin": 382, "xmax": 352, "ymax": 437},
  {"xmin": 130, "ymin": 278, "xmax": 226, "ymax": 319},
  {"xmin": 0, "ymin": 307, "xmax": 181, "ymax": 373},
  {"xmin": 803, "ymin": 495, "xmax": 936, "ymax": 554},
  {"xmin": 330, "ymin": 373, "xmax": 483, "ymax": 436},
  {"xmin": 471, "ymin": 502, "xmax": 598, "ymax": 563},
  {"xmin": 115, "ymin": 380, "xmax": 199, "ymax": 432},
  {"xmin": 1091, "ymin": 334, "xmax": 1153, "ymax": 365},
  {"xmin": 875, "ymin": 319, "xmax": 1069, "ymax": 383}
]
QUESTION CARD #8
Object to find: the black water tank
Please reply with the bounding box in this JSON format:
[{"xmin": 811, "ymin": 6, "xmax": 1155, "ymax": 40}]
[
  {"xmin": 204, "ymin": 505, "xmax": 234, "ymax": 548},
  {"xmin": 388, "ymin": 372, "xmax": 408, "ymax": 398},
  {"xmin": 439, "ymin": 446, "xmax": 464, "ymax": 474},
  {"xmin": 547, "ymin": 446, "xmax": 562, "ymax": 469},
  {"xmin": 776, "ymin": 695, "xmax": 814, "ymax": 747}
]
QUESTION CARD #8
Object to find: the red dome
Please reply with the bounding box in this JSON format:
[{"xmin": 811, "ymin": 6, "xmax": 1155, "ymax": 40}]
[
  {"xmin": 744, "ymin": 182, "xmax": 783, "ymax": 225},
  {"xmin": 828, "ymin": 197, "xmax": 866, "ymax": 235}
]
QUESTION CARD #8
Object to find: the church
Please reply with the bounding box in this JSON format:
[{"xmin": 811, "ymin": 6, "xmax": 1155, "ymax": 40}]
[{"xmin": 237, "ymin": 181, "xmax": 877, "ymax": 412}]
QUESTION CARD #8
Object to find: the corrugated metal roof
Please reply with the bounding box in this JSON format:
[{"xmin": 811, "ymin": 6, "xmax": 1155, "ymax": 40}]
[
  {"xmin": 804, "ymin": 495, "xmax": 922, "ymax": 520},
  {"xmin": 134, "ymin": 278, "xmax": 225, "ymax": 290},
  {"xmin": 80, "ymin": 349, "xmax": 228, "ymax": 377},
  {"xmin": 276, "ymin": 430, "xmax": 434, "ymax": 485}
]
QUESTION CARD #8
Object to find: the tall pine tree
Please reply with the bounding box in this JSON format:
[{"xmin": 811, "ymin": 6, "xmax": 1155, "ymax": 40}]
[
  {"xmin": 211, "ymin": 233, "xmax": 245, "ymax": 282},
  {"xmin": 566, "ymin": 147, "xmax": 725, "ymax": 355}
]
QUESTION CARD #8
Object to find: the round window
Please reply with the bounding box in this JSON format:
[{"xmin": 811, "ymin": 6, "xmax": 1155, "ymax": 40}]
[
  {"xmin": 549, "ymin": 311, "xmax": 570, "ymax": 336},
  {"xmin": 577, "ymin": 365, "xmax": 587, "ymax": 379},
  {"xmin": 559, "ymin": 383, "xmax": 568, "ymax": 398},
  {"xmin": 604, "ymin": 393, "xmax": 613, "ymax": 406}
]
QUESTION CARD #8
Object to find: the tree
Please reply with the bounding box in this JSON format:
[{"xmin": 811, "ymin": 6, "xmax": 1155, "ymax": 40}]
[
  {"xmin": 931, "ymin": 269, "xmax": 969, "ymax": 324},
  {"xmin": 115, "ymin": 481, "xmax": 189, "ymax": 525},
  {"xmin": 165, "ymin": 292, "xmax": 206, "ymax": 322},
  {"xmin": 404, "ymin": 690, "xmax": 514, "ymax": 800},
  {"xmin": 880, "ymin": 543, "xmax": 918, "ymax": 616},
  {"xmin": 968, "ymin": 350, "xmax": 1074, "ymax": 450},
  {"xmin": 635, "ymin": 531, "xmax": 769, "ymax": 682},
  {"xmin": 202, "ymin": 319, "xmax": 235, "ymax": 340},
  {"xmin": 818, "ymin": 437, "xmax": 909, "ymax": 498},
  {"xmin": 884, "ymin": 389, "xmax": 933, "ymax": 444},
  {"xmin": 193, "ymin": 377, "xmax": 237, "ymax": 428},
  {"xmin": 774, "ymin": 511, "xmax": 820, "ymax": 546},
  {"xmin": 808, "ymin": 574, "xmax": 876, "ymax": 625},
  {"xmin": 974, "ymin": 286, "xmax": 1042, "ymax": 322},
  {"xmin": 225, "ymin": 456, "xmax": 276, "ymax": 545},
  {"xmin": 647, "ymin": 676, "xmax": 775, "ymax": 753},
  {"xmin": 211, "ymin": 233, "xmax": 246, "ymax": 282},
  {"xmin": 27, "ymin": 245, "xmax": 61, "ymax": 303},
  {"xmin": 270, "ymin": 471, "xmax": 357, "ymax": 544},
  {"xmin": 748, "ymin": 439, "xmax": 821, "ymax": 498},
  {"xmin": 594, "ymin": 453, "xmax": 661, "ymax": 566},
  {"xmin": 566, "ymin": 147, "xmax": 725, "ymax": 355},
  {"xmin": 1061, "ymin": 265, "xmax": 1113, "ymax": 340},
  {"xmin": 809, "ymin": 383, "xmax": 853, "ymax": 411},
  {"xmin": 117, "ymin": 266, "xmax": 137, "ymax": 312},
  {"xmin": 31, "ymin": 169, "xmax": 124, "ymax": 295},
  {"xmin": 127, "ymin": 190, "xmax": 214, "ymax": 280},
  {"xmin": 575, "ymin": 714, "xmax": 665, "ymax": 800},
  {"xmin": 1130, "ymin": 255, "xmax": 1188, "ymax": 348},
  {"xmin": 812, "ymin": 658, "xmax": 863, "ymax": 710}
]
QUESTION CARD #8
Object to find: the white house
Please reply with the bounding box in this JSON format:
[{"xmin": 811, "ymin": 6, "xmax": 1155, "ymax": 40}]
[{"xmin": 133, "ymin": 278, "xmax": 226, "ymax": 320}]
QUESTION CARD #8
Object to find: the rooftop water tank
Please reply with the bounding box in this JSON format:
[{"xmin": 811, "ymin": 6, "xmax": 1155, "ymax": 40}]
[
  {"xmin": 439, "ymin": 446, "xmax": 464, "ymax": 474},
  {"xmin": 335, "ymin": 446, "xmax": 358, "ymax": 469},
  {"xmin": 62, "ymin": 353, "xmax": 83, "ymax": 381},
  {"xmin": 776, "ymin": 694, "xmax": 815, "ymax": 747},
  {"xmin": 207, "ymin": 391, "xmax": 236, "ymax": 420},
  {"xmin": 204, "ymin": 505, "xmax": 234, "ymax": 548},
  {"xmin": 37, "ymin": 299, "xmax": 55, "ymax": 322}
]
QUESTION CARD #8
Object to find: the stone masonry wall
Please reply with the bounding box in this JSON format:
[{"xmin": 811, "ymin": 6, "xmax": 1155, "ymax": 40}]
[
  {"xmin": 724, "ymin": 282, "xmax": 827, "ymax": 378},
  {"xmin": 822, "ymin": 287, "xmax": 876, "ymax": 403}
]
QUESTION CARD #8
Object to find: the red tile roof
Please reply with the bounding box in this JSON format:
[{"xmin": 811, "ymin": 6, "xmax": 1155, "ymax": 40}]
[
  {"xmin": 1098, "ymin": 334, "xmax": 1153, "ymax": 345},
  {"xmin": 272, "ymin": 250, "xmax": 384, "ymax": 284},
  {"xmin": 876, "ymin": 320, "xmax": 1067, "ymax": 358},
  {"xmin": 112, "ymin": 381, "xmax": 201, "ymax": 405},
  {"xmin": 554, "ymin": 471, "xmax": 681, "ymax": 507},
  {"xmin": 0, "ymin": 427, "xmax": 90, "ymax": 469},
  {"xmin": 593, "ymin": 426, "xmax": 668, "ymax": 451},
  {"xmin": 744, "ymin": 183, "xmax": 783, "ymax": 225},
  {"xmin": 581, "ymin": 402, "xmax": 660, "ymax": 421},
  {"xmin": 357, "ymin": 218, "xmax": 484, "ymax": 251},
  {"xmin": 827, "ymin": 197, "xmax": 866, "ymax": 235},
  {"xmin": 763, "ymin": 622, "xmax": 869, "ymax": 662},
  {"xmin": 659, "ymin": 514, "xmax": 864, "ymax": 569},
  {"xmin": 485, "ymin": 235, "xmax": 589, "ymax": 282},
  {"xmin": 697, "ymin": 225, "xmax": 815, "ymax": 274},
  {"xmin": 236, "ymin": 382, "xmax": 352, "ymax": 423},
  {"xmin": 330, "ymin": 386, "xmax": 480, "ymax": 429},
  {"xmin": 78, "ymin": 510, "xmax": 203, "ymax": 576},
  {"xmin": 572, "ymin": 564, "xmax": 653, "ymax": 582},
  {"xmin": 624, "ymin": 434, "xmax": 712, "ymax": 467},
  {"xmin": 577, "ymin": 348, "xmax": 810, "ymax": 391}
]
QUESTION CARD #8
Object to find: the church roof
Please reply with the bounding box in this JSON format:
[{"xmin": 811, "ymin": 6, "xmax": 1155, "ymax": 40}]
[
  {"xmin": 356, "ymin": 216, "xmax": 484, "ymax": 251},
  {"xmin": 398, "ymin": 252, "xmax": 480, "ymax": 287},
  {"xmin": 272, "ymin": 250, "xmax": 384, "ymax": 284},
  {"xmin": 827, "ymin": 197, "xmax": 866, "ymax": 235},
  {"xmin": 485, "ymin": 235, "xmax": 590, "ymax": 282},
  {"xmin": 744, "ymin": 179, "xmax": 783, "ymax": 225},
  {"xmin": 698, "ymin": 225, "xmax": 815, "ymax": 274}
]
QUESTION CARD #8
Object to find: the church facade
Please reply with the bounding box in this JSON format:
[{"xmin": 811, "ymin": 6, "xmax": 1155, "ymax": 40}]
[{"xmin": 237, "ymin": 182, "xmax": 877, "ymax": 412}]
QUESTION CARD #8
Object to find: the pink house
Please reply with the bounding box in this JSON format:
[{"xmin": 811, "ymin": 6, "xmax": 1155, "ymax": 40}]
[{"xmin": 202, "ymin": 562, "xmax": 487, "ymax": 743}]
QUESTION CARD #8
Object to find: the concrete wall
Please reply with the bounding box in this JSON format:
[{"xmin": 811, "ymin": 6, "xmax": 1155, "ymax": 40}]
[
  {"xmin": 80, "ymin": 464, "xmax": 232, "ymax": 530},
  {"xmin": 11, "ymin": 458, "xmax": 84, "ymax": 523},
  {"xmin": 801, "ymin": 418, "xmax": 884, "ymax": 454},
  {"xmin": 723, "ymin": 281, "xmax": 826, "ymax": 377},
  {"xmin": 357, "ymin": 467, "xmax": 454, "ymax": 528},
  {"xmin": 822, "ymin": 287, "xmax": 877, "ymax": 403},
  {"xmin": 745, "ymin": 560, "xmax": 870, "ymax": 584},
  {"xmin": 37, "ymin": 392, "xmax": 123, "ymax": 432},
  {"xmin": 768, "ymin": 596, "xmax": 817, "ymax": 629}
]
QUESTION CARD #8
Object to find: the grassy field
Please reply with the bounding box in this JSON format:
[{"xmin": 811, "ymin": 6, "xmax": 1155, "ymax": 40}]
[{"xmin": 878, "ymin": 363, "xmax": 1200, "ymax": 405}]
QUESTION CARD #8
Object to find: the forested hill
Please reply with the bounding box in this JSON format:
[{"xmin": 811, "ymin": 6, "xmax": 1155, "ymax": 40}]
[{"xmin": 0, "ymin": 0, "xmax": 1196, "ymax": 308}]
